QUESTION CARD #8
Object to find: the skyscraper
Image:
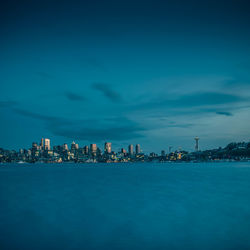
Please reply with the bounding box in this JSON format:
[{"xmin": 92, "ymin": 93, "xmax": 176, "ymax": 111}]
[
  {"xmin": 90, "ymin": 144, "xmax": 97, "ymax": 156},
  {"xmin": 104, "ymin": 142, "xmax": 112, "ymax": 154},
  {"xmin": 135, "ymin": 144, "xmax": 141, "ymax": 154},
  {"xmin": 40, "ymin": 138, "xmax": 44, "ymax": 148},
  {"xmin": 84, "ymin": 145, "xmax": 89, "ymax": 155},
  {"xmin": 40, "ymin": 138, "xmax": 50, "ymax": 150},
  {"xmin": 71, "ymin": 141, "xmax": 78, "ymax": 151},
  {"xmin": 121, "ymin": 148, "xmax": 126, "ymax": 154},
  {"xmin": 44, "ymin": 138, "xmax": 50, "ymax": 151},
  {"xmin": 128, "ymin": 144, "xmax": 133, "ymax": 155},
  {"xmin": 63, "ymin": 143, "xmax": 68, "ymax": 151}
]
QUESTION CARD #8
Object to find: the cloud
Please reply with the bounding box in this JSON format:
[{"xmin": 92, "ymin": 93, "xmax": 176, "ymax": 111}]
[
  {"xmin": 222, "ymin": 78, "xmax": 250, "ymax": 87},
  {"xmin": 49, "ymin": 116, "xmax": 145, "ymax": 141},
  {"xmin": 167, "ymin": 123, "xmax": 194, "ymax": 128},
  {"xmin": 49, "ymin": 124, "xmax": 144, "ymax": 141},
  {"xmin": 65, "ymin": 91, "xmax": 86, "ymax": 102},
  {"xmin": 0, "ymin": 101, "xmax": 17, "ymax": 108},
  {"xmin": 92, "ymin": 83, "xmax": 122, "ymax": 103},
  {"xmin": 134, "ymin": 92, "xmax": 247, "ymax": 112},
  {"xmin": 13, "ymin": 109, "xmax": 145, "ymax": 142},
  {"xmin": 216, "ymin": 111, "xmax": 233, "ymax": 116},
  {"xmin": 13, "ymin": 108, "xmax": 58, "ymax": 122},
  {"xmin": 178, "ymin": 92, "xmax": 245, "ymax": 106}
]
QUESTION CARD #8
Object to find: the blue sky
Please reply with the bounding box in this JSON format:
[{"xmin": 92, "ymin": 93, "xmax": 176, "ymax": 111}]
[{"xmin": 1, "ymin": 0, "xmax": 250, "ymax": 153}]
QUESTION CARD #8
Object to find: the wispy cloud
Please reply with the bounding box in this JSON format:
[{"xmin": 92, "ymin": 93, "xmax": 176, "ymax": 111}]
[
  {"xmin": 216, "ymin": 111, "xmax": 233, "ymax": 116},
  {"xmin": 0, "ymin": 101, "xmax": 17, "ymax": 108},
  {"xmin": 13, "ymin": 109, "xmax": 145, "ymax": 142},
  {"xmin": 13, "ymin": 108, "xmax": 59, "ymax": 122},
  {"xmin": 133, "ymin": 92, "xmax": 247, "ymax": 112},
  {"xmin": 65, "ymin": 91, "xmax": 86, "ymax": 102},
  {"xmin": 92, "ymin": 83, "xmax": 122, "ymax": 103},
  {"xmin": 222, "ymin": 77, "xmax": 250, "ymax": 87}
]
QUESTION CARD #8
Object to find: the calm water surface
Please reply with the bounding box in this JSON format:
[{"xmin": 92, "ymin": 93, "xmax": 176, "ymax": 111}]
[{"xmin": 0, "ymin": 162, "xmax": 250, "ymax": 249}]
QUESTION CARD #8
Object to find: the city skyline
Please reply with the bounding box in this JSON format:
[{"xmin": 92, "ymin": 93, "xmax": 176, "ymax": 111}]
[
  {"xmin": 1, "ymin": 0, "xmax": 250, "ymax": 152},
  {"xmin": 0, "ymin": 136, "xmax": 200, "ymax": 154},
  {"xmin": 1, "ymin": 136, "xmax": 249, "ymax": 163}
]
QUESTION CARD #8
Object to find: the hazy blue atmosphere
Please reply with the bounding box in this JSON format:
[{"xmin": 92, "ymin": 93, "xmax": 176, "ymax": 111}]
[
  {"xmin": 1, "ymin": 163, "xmax": 250, "ymax": 249},
  {"xmin": 1, "ymin": 0, "xmax": 250, "ymax": 152}
]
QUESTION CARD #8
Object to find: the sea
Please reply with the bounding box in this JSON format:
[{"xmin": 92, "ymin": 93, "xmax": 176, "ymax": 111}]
[{"xmin": 0, "ymin": 162, "xmax": 250, "ymax": 250}]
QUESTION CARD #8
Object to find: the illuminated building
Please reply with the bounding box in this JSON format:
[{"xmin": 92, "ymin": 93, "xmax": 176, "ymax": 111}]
[
  {"xmin": 63, "ymin": 143, "xmax": 68, "ymax": 151},
  {"xmin": 128, "ymin": 144, "xmax": 133, "ymax": 155},
  {"xmin": 40, "ymin": 138, "xmax": 44, "ymax": 148},
  {"xmin": 41, "ymin": 138, "xmax": 50, "ymax": 150},
  {"xmin": 104, "ymin": 142, "xmax": 112, "ymax": 154},
  {"xmin": 71, "ymin": 141, "xmax": 78, "ymax": 151},
  {"xmin": 44, "ymin": 138, "xmax": 50, "ymax": 151},
  {"xmin": 84, "ymin": 145, "xmax": 89, "ymax": 155},
  {"xmin": 135, "ymin": 144, "xmax": 140, "ymax": 154},
  {"xmin": 121, "ymin": 148, "xmax": 126, "ymax": 154},
  {"xmin": 90, "ymin": 144, "xmax": 97, "ymax": 156}
]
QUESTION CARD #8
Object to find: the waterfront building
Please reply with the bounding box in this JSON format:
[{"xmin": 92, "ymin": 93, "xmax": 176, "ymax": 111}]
[
  {"xmin": 84, "ymin": 145, "xmax": 89, "ymax": 155},
  {"xmin": 128, "ymin": 144, "xmax": 133, "ymax": 155},
  {"xmin": 40, "ymin": 138, "xmax": 51, "ymax": 150},
  {"xmin": 104, "ymin": 142, "xmax": 112, "ymax": 154},
  {"xmin": 63, "ymin": 143, "xmax": 68, "ymax": 151},
  {"xmin": 40, "ymin": 138, "xmax": 44, "ymax": 148},
  {"xmin": 44, "ymin": 138, "xmax": 50, "ymax": 151},
  {"xmin": 121, "ymin": 148, "xmax": 126, "ymax": 154},
  {"xmin": 90, "ymin": 144, "xmax": 97, "ymax": 156},
  {"xmin": 71, "ymin": 141, "xmax": 78, "ymax": 151},
  {"xmin": 136, "ymin": 144, "xmax": 141, "ymax": 154}
]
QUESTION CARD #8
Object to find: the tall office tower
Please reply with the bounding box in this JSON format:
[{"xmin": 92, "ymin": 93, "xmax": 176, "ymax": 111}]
[
  {"xmin": 63, "ymin": 143, "xmax": 68, "ymax": 151},
  {"xmin": 121, "ymin": 148, "xmax": 126, "ymax": 154},
  {"xmin": 135, "ymin": 144, "xmax": 141, "ymax": 154},
  {"xmin": 128, "ymin": 144, "xmax": 133, "ymax": 155},
  {"xmin": 104, "ymin": 142, "xmax": 112, "ymax": 154},
  {"xmin": 161, "ymin": 150, "xmax": 166, "ymax": 157},
  {"xmin": 194, "ymin": 137, "xmax": 199, "ymax": 152},
  {"xmin": 44, "ymin": 138, "xmax": 50, "ymax": 150},
  {"xmin": 40, "ymin": 138, "xmax": 44, "ymax": 148},
  {"xmin": 90, "ymin": 144, "xmax": 97, "ymax": 155},
  {"xmin": 84, "ymin": 145, "xmax": 89, "ymax": 155},
  {"xmin": 71, "ymin": 141, "xmax": 77, "ymax": 151},
  {"xmin": 75, "ymin": 143, "xmax": 79, "ymax": 150}
]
